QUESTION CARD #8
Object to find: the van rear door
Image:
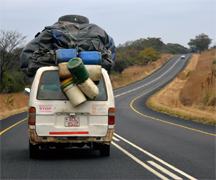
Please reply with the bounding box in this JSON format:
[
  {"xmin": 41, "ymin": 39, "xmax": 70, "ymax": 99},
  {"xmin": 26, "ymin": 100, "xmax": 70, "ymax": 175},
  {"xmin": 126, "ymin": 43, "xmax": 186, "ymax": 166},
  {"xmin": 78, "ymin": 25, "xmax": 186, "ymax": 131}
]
[{"xmin": 32, "ymin": 68, "xmax": 111, "ymax": 137}]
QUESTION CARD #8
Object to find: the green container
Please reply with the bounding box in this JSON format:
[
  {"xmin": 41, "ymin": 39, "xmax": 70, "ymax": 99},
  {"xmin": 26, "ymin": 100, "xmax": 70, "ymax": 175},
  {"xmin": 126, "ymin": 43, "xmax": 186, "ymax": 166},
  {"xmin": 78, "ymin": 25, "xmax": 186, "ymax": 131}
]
[{"xmin": 67, "ymin": 58, "xmax": 89, "ymax": 84}]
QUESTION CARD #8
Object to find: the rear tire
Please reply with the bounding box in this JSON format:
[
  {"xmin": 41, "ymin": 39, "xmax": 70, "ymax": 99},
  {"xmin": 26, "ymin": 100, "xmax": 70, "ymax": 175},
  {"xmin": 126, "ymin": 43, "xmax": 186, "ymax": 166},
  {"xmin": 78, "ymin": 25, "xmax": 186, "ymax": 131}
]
[
  {"xmin": 99, "ymin": 144, "xmax": 110, "ymax": 157},
  {"xmin": 29, "ymin": 141, "xmax": 39, "ymax": 159}
]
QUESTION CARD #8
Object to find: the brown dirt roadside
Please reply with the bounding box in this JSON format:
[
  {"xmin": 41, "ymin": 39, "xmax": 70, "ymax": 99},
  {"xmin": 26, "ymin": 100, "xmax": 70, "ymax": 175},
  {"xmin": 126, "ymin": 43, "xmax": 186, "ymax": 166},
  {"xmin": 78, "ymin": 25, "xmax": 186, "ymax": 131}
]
[
  {"xmin": 146, "ymin": 54, "xmax": 216, "ymax": 125},
  {"xmin": 0, "ymin": 92, "xmax": 28, "ymax": 120}
]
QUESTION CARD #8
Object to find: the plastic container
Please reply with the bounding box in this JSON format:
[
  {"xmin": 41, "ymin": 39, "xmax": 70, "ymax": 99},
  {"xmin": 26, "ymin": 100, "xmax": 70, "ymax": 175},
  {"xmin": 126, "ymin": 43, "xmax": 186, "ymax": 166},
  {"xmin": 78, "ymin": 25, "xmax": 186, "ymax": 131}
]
[
  {"xmin": 67, "ymin": 58, "xmax": 89, "ymax": 84},
  {"xmin": 78, "ymin": 78, "xmax": 99, "ymax": 99},
  {"xmin": 63, "ymin": 83, "xmax": 87, "ymax": 107},
  {"xmin": 60, "ymin": 77, "xmax": 73, "ymax": 87},
  {"xmin": 79, "ymin": 51, "xmax": 102, "ymax": 65},
  {"xmin": 58, "ymin": 62, "xmax": 71, "ymax": 79},
  {"xmin": 59, "ymin": 62, "xmax": 102, "ymax": 81},
  {"xmin": 61, "ymin": 82, "xmax": 73, "ymax": 89},
  {"xmin": 55, "ymin": 49, "xmax": 77, "ymax": 65},
  {"xmin": 85, "ymin": 65, "xmax": 102, "ymax": 81}
]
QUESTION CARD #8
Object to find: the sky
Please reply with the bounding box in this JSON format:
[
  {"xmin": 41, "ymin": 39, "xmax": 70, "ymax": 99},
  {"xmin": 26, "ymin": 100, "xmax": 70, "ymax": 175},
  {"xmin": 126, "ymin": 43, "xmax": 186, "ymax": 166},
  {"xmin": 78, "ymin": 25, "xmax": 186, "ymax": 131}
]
[{"xmin": 0, "ymin": 0, "xmax": 215, "ymax": 49}]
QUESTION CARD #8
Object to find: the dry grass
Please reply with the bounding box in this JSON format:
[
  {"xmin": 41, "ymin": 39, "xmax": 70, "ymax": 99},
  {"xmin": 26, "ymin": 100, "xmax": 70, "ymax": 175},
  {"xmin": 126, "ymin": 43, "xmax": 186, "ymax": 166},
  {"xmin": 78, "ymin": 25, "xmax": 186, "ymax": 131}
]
[
  {"xmin": 110, "ymin": 54, "xmax": 173, "ymax": 89},
  {"xmin": 0, "ymin": 92, "xmax": 28, "ymax": 120},
  {"xmin": 180, "ymin": 50, "xmax": 216, "ymax": 107},
  {"xmin": 147, "ymin": 51, "xmax": 216, "ymax": 125}
]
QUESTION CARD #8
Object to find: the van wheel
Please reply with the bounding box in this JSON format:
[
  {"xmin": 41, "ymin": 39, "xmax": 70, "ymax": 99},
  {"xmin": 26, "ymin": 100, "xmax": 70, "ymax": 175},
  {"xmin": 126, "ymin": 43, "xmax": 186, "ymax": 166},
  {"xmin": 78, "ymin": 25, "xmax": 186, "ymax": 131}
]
[
  {"xmin": 99, "ymin": 144, "xmax": 110, "ymax": 157},
  {"xmin": 29, "ymin": 141, "xmax": 39, "ymax": 158}
]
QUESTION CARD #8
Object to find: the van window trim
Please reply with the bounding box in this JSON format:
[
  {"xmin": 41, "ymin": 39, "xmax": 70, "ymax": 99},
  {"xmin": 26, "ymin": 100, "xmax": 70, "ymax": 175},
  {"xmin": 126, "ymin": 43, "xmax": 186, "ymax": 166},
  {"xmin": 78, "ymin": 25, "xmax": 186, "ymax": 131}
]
[{"xmin": 36, "ymin": 70, "xmax": 108, "ymax": 101}]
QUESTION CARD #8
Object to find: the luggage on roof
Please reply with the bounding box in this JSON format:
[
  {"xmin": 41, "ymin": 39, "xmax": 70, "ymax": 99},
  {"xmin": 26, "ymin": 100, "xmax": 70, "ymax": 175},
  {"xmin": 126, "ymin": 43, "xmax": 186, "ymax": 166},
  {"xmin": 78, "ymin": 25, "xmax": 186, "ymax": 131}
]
[{"xmin": 20, "ymin": 15, "xmax": 116, "ymax": 77}]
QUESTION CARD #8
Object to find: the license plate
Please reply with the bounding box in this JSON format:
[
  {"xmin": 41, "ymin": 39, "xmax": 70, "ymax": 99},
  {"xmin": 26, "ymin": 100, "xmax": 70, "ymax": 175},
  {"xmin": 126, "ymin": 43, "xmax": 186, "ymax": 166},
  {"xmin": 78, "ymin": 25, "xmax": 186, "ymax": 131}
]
[{"xmin": 65, "ymin": 117, "xmax": 80, "ymax": 127}]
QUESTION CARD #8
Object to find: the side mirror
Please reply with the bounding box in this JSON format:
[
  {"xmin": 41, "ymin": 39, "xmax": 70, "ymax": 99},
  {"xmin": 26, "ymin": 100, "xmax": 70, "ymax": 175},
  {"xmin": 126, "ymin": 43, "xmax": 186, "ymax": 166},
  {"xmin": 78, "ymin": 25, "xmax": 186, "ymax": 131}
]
[{"xmin": 24, "ymin": 88, "xmax": 31, "ymax": 96}]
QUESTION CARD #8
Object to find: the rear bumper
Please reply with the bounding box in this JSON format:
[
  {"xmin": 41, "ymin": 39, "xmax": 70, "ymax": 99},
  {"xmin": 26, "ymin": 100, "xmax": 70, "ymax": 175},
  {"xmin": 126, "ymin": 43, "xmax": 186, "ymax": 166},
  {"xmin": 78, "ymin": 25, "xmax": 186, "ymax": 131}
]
[{"xmin": 29, "ymin": 129, "xmax": 114, "ymax": 145}]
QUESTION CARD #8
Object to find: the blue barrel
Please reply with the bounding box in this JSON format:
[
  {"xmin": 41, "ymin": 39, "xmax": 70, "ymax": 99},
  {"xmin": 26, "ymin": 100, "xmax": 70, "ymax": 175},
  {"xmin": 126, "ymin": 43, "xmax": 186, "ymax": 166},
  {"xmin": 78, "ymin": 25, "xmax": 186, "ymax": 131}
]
[
  {"xmin": 79, "ymin": 51, "xmax": 102, "ymax": 65},
  {"xmin": 55, "ymin": 49, "xmax": 78, "ymax": 64}
]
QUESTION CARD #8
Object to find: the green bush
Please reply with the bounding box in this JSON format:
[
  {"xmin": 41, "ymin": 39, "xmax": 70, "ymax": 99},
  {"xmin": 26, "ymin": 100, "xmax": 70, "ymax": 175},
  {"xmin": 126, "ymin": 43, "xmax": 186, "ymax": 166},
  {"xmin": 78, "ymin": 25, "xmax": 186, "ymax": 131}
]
[
  {"xmin": 113, "ymin": 53, "xmax": 129, "ymax": 73},
  {"xmin": 1, "ymin": 70, "xmax": 31, "ymax": 93},
  {"xmin": 212, "ymin": 60, "xmax": 216, "ymax": 65},
  {"xmin": 13, "ymin": 82, "xmax": 25, "ymax": 92},
  {"xmin": 3, "ymin": 95, "xmax": 14, "ymax": 109},
  {"xmin": 186, "ymin": 71, "xmax": 191, "ymax": 78},
  {"xmin": 0, "ymin": 71, "xmax": 15, "ymax": 93}
]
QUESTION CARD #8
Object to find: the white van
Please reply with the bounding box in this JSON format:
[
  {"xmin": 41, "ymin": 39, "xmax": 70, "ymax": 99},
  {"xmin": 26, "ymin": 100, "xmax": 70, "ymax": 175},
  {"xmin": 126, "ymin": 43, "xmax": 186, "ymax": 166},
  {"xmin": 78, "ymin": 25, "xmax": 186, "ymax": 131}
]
[{"xmin": 25, "ymin": 66, "xmax": 115, "ymax": 158}]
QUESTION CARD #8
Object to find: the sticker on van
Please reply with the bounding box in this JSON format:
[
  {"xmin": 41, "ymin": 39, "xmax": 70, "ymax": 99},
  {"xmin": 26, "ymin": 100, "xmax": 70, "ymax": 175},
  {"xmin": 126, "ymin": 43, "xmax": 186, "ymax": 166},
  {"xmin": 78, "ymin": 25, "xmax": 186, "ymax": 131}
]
[{"xmin": 39, "ymin": 105, "xmax": 52, "ymax": 113}]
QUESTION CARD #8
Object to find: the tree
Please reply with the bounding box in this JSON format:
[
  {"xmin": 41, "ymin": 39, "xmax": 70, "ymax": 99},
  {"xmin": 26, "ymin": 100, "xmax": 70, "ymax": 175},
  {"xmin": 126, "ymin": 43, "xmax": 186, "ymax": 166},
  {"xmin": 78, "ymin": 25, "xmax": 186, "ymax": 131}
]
[
  {"xmin": 143, "ymin": 37, "xmax": 166, "ymax": 53},
  {"xmin": 0, "ymin": 30, "xmax": 27, "ymax": 87},
  {"xmin": 211, "ymin": 43, "xmax": 216, "ymax": 49},
  {"xmin": 127, "ymin": 48, "xmax": 138, "ymax": 59},
  {"xmin": 137, "ymin": 47, "xmax": 161, "ymax": 65},
  {"xmin": 116, "ymin": 37, "xmax": 169, "ymax": 54},
  {"xmin": 112, "ymin": 52, "xmax": 129, "ymax": 73},
  {"xmin": 167, "ymin": 43, "xmax": 188, "ymax": 54},
  {"xmin": 188, "ymin": 33, "xmax": 212, "ymax": 52},
  {"xmin": 126, "ymin": 48, "xmax": 139, "ymax": 65}
]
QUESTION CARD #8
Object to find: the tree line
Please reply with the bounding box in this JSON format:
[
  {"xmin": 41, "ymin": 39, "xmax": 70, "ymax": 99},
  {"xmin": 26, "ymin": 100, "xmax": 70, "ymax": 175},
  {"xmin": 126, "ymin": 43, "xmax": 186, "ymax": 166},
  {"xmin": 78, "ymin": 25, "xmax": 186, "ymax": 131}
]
[
  {"xmin": 0, "ymin": 29, "xmax": 213, "ymax": 93},
  {"xmin": 113, "ymin": 35, "xmax": 213, "ymax": 73},
  {"xmin": 0, "ymin": 30, "xmax": 32, "ymax": 93}
]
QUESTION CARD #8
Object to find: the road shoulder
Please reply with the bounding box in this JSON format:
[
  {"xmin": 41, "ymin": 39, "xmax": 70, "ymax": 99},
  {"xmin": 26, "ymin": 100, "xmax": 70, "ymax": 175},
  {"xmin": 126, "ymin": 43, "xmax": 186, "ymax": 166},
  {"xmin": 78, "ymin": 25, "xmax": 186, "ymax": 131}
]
[{"xmin": 146, "ymin": 54, "xmax": 216, "ymax": 125}]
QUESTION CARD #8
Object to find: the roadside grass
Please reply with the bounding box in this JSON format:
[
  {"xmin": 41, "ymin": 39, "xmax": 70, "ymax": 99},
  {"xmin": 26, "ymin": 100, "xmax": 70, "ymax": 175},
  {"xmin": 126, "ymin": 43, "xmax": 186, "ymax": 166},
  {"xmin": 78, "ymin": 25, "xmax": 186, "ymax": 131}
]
[
  {"xmin": 0, "ymin": 92, "xmax": 28, "ymax": 120},
  {"xmin": 147, "ymin": 93, "xmax": 215, "ymax": 125},
  {"xmin": 180, "ymin": 50, "xmax": 216, "ymax": 108},
  {"xmin": 146, "ymin": 51, "xmax": 216, "ymax": 126},
  {"xmin": 110, "ymin": 54, "xmax": 173, "ymax": 89}
]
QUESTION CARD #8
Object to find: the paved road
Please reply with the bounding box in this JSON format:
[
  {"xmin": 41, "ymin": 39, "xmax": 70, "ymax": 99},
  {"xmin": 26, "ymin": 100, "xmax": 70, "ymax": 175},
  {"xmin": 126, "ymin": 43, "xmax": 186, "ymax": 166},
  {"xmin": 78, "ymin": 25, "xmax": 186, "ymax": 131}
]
[{"xmin": 1, "ymin": 55, "xmax": 215, "ymax": 179}]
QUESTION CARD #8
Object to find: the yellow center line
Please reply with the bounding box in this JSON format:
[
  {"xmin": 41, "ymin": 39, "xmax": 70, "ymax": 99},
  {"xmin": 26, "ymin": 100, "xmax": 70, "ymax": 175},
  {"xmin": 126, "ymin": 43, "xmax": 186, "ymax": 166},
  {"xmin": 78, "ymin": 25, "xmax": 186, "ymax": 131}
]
[
  {"xmin": 0, "ymin": 118, "xmax": 27, "ymax": 135},
  {"xmin": 130, "ymin": 56, "xmax": 216, "ymax": 137}
]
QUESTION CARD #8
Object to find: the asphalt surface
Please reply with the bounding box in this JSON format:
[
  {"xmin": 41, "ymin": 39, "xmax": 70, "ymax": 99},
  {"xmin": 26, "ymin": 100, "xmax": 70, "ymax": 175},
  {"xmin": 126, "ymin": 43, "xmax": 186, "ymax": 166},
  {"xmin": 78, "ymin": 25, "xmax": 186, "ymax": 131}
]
[{"xmin": 1, "ymin": 55, "xmax": 215, "ymax": 180}]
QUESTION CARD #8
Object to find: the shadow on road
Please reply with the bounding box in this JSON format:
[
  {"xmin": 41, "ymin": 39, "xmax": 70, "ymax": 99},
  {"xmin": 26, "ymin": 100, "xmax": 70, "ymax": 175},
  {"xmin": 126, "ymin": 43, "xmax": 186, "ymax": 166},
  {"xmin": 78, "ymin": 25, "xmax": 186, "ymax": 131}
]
[{"xmin": 36, "ymin": 146, "xmax": 102, "ymax": 160}]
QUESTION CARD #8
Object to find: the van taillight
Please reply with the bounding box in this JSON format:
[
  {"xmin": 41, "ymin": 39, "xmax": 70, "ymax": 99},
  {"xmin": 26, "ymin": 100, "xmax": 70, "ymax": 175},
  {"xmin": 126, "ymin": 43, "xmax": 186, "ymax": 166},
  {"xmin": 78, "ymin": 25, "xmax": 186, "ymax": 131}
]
[
  {"xmin": 108, "ymin": 108, "xmax": 115, "ymax": 125},
  {"xmin": 28, "ymin": 107, "xmax": 36, "ymax": 125}
]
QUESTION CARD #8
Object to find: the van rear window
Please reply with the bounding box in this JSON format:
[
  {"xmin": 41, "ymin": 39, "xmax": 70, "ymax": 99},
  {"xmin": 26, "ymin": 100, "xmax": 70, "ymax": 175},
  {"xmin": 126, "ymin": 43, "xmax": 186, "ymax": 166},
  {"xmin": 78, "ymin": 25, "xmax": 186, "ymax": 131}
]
[{"xmin": 37, "ymin": 71, "xmax": 107, "ymax": 101}]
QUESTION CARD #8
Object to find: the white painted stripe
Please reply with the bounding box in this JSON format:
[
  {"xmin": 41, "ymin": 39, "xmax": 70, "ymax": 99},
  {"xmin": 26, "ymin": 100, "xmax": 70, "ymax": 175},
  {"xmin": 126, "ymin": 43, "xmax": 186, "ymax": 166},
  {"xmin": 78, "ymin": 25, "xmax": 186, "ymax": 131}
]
[
  {"xmin": 114, "ymin": 133, "xmax": 197, "ymax": 180},
  {"xmin": 112, "ymin": 136, "xmax": 120, "ymax": 141},
  {"xmin": 148, "ymin": 161, "xmax": 182, "ymax": 180},
  {"xmin": 114, "ymin": 57, "xmax": 183, "ymax": 98},
  {"xmin": 112, "ymin": 141, "xmax": 169, "ymax": 180}
]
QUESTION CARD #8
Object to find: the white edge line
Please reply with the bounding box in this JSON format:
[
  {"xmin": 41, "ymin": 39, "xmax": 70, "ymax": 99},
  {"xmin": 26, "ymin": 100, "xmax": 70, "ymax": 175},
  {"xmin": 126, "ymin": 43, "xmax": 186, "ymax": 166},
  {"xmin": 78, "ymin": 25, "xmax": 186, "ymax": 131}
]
[
  {"xmin": 148, "ymin": 161, "xmax": 183, "ymax": 180},
  {"xmin": 114, "ymin": 133, "xmax": 197, "ymax": 180},
  {"xmin": 112, "ymin": 141, "xmax": 169, "ymax": 180},
  {"xmin": 112, "ymin": 136, "xmax": 120, "ymax": 141},
  {"xmin": 114, "ymin": 57, "xmax": 182, "ymax": 98}
]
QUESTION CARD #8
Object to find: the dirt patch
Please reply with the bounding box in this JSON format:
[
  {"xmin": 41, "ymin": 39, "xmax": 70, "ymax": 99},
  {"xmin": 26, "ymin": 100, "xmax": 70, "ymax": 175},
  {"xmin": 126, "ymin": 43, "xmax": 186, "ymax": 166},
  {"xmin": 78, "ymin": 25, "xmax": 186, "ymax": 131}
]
[{"xmin": 0, "ymin": 92, "xmax": 28, "ymax": 120}]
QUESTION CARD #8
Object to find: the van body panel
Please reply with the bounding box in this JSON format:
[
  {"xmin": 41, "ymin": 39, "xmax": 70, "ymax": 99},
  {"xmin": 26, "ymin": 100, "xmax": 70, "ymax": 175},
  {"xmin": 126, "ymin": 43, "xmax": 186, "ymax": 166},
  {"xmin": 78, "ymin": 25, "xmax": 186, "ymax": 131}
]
[{"xmin": 28, "ymin": 66, "xmax": 115, "ymax": 145}]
